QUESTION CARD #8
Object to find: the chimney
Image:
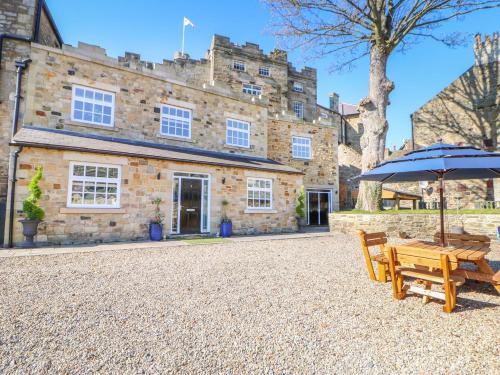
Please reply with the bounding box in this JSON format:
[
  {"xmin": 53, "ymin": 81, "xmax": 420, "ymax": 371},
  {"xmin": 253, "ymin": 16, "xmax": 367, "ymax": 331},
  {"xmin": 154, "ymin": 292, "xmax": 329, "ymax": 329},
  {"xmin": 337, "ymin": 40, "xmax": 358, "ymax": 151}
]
[{"xmin": 329, "ymin": 93, "xmax": 339, "ymax": 112}]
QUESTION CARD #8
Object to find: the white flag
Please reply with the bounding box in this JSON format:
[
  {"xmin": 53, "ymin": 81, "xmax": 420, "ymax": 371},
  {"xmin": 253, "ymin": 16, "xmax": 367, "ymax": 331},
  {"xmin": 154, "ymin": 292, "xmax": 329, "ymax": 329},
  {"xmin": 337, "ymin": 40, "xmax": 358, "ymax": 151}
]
[{"xmin": 183, "ymin": 17, "xmax": 194, "ymax": 27}]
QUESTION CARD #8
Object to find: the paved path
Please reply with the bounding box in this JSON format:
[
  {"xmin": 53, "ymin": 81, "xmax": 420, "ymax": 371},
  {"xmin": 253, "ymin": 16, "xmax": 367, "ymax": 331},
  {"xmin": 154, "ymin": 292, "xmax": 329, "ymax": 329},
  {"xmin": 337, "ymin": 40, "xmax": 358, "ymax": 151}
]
[{"xmin": 0, "ymin": 232, "xmax": 333, "ymax": 258}]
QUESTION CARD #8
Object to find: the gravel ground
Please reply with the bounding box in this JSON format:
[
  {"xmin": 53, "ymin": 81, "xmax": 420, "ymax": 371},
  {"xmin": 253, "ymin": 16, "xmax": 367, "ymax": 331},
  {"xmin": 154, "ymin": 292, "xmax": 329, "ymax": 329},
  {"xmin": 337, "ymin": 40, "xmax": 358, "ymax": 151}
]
[{"xmin": 1, "ymin": 234, "xmax": 499, "ymax": 374}]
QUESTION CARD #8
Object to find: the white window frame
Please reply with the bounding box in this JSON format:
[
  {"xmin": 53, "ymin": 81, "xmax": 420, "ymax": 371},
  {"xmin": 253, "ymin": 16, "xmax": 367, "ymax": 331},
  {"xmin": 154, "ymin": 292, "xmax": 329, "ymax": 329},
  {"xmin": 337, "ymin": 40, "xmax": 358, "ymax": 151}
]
[
  {"xmin": 292, "ymin": 82, "xmax": 304, "ymax": 93},
  {"xmin": 160, "ymin": 104, "xmax": 192, "ymax": 139},
  {"xmin": 242, "ymin": 83, "xmax": 262, "ymax": 96},
  {"xmin": 292, "ymin": 136, "xmax": 312, "ymax": 160},
  {"xmin": 71, "ymin": 85, "xmax": 115, "ymax": 127},
  {"xmin": 247, "ymin": 178, "xmax": 273, "ymax": 210},
  {"xmin": 259, "ymin": 66, "xmax": 270, "ymax": 77},
  {"xmin": 67, "ymin": 162, "xmax": 121, "ymax": 208},
  {"xmin": 233, "ymin": 60, "xmax": 246, "ymax": 71},
  {"xmin": 226, "ymin": 118, "xmax": 250, "ymax": 148},
  {"xmin": 293, "ymin": 101, "xmax": 304, "ymax": 119}
]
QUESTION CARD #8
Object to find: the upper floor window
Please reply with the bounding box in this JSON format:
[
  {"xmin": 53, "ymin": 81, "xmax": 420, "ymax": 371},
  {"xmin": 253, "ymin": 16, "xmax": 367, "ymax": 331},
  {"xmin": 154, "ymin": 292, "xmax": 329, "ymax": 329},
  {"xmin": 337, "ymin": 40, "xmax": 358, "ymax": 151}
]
[
  {"xmin": 292, "ymin": 136, "xmax": 312, "ymax": 159},
  {"xmin": 259, "ymin": 66, "xmax": 270, "ymax": 76},
  {"xmin": 292, "ymin": 82, "xmax": 304, "ymax": 93},
  {"xmin": 242, "ymin": 84, "xmax": 262, "ymax": 96},
  {"xmin": 67, "ymin": 162, "xmax": 121, "ymax": 208},
  {"xmin": 226, "ymin": 118, "xmax": 250, "ymax": 148},
  {"xmin": 247, "ymin": 178, "xmax": 272, "ymax": 209},
  {"xmin": 293, "ymin": 101, "xmax": 304, "ymax": 119},
  {"xmin": 71, "ymin": 85, "xmax": 115, "ymax": 127},
  {"xmin": 160, "ymin": 105, "xmax": 191, "ymax": 139},
  {"xmin": 320, "ymin": 112, "xmax": 329, "ymax": 119},
  {"xmin": 233, "ymin": 60, "xmax": 246, "ymax": 71}
]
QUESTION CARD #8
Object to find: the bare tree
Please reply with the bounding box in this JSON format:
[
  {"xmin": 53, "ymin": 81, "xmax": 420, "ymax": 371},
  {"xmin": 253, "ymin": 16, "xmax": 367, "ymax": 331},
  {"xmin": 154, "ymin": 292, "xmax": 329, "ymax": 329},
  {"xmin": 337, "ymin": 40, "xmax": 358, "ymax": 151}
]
[{"xmin": 264, "ymin": 0, "xmax": 500, "ymax": 211}]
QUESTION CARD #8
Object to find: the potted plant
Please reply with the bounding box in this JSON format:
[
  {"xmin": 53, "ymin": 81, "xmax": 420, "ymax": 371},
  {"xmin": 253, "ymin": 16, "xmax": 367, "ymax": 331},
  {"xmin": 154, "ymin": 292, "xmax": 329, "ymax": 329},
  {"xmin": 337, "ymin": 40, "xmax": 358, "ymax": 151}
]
[
  {"xmin": 295, "ymin": 186, "xmax": 306, "ymax": 231},
  {"xmin": 149, "ymin": 197, "xmax": 164, "ymax": 241},
  {"xmin": 220, "ymin": 199, "xmax": 232, "ymax": 237},
  {"xmin": 19, "ymin": 166, "xmax": 45, "ymax": 247}
]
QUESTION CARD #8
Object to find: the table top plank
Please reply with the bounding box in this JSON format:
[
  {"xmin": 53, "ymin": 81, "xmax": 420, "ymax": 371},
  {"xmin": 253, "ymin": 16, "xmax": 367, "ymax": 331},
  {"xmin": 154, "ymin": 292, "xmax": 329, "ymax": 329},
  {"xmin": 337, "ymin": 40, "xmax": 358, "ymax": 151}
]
[{"xmin": 389, "ymin": 240, "xmax": 489, "ymax": 262}]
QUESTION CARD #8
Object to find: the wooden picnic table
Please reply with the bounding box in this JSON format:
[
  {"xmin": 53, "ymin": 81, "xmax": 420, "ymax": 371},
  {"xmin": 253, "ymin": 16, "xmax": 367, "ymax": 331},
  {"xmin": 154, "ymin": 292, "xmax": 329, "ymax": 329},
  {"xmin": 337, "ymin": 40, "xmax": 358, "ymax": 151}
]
[{"xmin": 389, "ymin": 240, "xmax": 500, "ymax": 294}]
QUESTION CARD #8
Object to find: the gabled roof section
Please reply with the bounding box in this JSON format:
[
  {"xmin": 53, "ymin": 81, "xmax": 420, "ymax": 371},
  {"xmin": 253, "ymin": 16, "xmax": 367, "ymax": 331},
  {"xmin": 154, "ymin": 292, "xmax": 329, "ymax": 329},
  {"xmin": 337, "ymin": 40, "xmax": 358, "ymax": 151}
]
[{"xmin": 12, "ymin": 127, "xmax": 303, "ymax": 174}]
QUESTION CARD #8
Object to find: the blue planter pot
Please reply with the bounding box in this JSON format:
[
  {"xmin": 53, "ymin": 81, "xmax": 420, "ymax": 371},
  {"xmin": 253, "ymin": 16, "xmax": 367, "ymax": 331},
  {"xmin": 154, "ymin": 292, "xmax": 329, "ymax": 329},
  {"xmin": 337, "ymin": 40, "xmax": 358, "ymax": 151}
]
[
  {"xmin": 220, "ymin": 222, "xmax": 232, "ymax": 238},
  {"xmin": 149, "ymin": 223, "xmax": 163, "ymax": 241}
]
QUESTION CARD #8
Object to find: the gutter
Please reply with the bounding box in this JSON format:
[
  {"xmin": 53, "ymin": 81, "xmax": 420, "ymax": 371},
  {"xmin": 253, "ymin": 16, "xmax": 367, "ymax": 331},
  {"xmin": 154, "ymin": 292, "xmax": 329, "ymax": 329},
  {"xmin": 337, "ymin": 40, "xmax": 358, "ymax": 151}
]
[{"xmin": 0, "ymin": 34, "xmax": 32, "ymax": 71}]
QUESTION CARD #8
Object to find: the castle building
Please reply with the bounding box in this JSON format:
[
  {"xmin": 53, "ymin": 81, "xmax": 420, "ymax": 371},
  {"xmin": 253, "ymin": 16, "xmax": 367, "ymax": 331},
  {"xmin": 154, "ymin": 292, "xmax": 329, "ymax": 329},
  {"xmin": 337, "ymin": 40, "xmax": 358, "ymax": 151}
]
[
  {"xmin": 0, "ymin": 0, "xmax": 341, "ymax": 246},
  {"xmin": 412, "ymin": 33, "xmax": 499, "ymax": 208}
]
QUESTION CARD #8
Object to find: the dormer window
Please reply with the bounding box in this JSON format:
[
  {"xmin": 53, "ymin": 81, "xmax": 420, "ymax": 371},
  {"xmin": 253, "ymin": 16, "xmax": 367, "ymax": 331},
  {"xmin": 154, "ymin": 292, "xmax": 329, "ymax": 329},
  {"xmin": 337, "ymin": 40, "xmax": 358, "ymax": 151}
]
[
  {"xmin": 259, "ymin": 66, "xmax": 270, "ymax": 76},
  {"xmin": 233, "ymin": 60, "xmax": 245, "ymax": 71},
  {"xmin": 292, "ymin": 82, "xmax": 304, "ymax": 93},
  {"xmin": 242, "ymin": 84, "xmax": 262, "ymax": 96}
]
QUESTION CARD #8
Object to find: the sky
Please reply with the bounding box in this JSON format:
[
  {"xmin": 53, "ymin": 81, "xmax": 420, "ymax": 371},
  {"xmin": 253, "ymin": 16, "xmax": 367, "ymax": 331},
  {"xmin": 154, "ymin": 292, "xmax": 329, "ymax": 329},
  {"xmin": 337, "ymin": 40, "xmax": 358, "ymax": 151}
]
[{"xmin": 46, "ymin": 0, "xmax": 500, "ymax": 148}]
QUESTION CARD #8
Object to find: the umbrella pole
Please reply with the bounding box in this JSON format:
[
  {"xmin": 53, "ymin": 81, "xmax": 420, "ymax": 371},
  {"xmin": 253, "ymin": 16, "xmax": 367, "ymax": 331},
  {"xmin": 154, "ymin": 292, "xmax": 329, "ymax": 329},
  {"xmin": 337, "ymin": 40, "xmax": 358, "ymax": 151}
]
[{"xmin": 439, "ymin": 173, "xmax": 445, "ymax": 247}]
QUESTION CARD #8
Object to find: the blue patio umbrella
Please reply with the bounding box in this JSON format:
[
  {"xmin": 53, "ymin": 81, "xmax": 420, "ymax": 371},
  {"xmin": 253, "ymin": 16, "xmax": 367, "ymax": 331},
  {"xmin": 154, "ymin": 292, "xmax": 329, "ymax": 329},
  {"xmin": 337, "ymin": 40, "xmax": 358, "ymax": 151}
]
[{"xmin": 356, "ymin": 143, "xmax": 500, "ymax": 246}]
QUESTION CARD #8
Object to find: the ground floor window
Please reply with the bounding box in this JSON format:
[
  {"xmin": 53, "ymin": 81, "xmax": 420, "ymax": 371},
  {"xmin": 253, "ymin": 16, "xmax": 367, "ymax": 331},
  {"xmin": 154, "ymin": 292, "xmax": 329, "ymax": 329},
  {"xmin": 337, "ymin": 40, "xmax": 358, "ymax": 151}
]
[
  {"xmin": 67, "ymin": 162, "xmax": 121, "ymax": 208},
  {"xmin": 247, "ymin": 178, "xmax": 272, "ymax": 209},
  {"xmin": 171, "ymin": 172, "xmax": 210, "ymax": 234}
]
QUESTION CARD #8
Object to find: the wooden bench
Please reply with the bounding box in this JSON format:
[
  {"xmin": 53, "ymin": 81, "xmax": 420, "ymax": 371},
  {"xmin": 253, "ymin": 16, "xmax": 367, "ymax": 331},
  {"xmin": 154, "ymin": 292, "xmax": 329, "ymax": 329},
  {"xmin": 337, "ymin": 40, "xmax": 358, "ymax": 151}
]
[
  {"xmin": 433, "ymin": 232, "xmax": 491, "ymax": 248},
  {"xmin": 358, "ymin": 230, "xmax": 390, "ymax": 282},
  {"xmin": 388, "ymin": 245, "xmax": 466, "ymax": 313}
]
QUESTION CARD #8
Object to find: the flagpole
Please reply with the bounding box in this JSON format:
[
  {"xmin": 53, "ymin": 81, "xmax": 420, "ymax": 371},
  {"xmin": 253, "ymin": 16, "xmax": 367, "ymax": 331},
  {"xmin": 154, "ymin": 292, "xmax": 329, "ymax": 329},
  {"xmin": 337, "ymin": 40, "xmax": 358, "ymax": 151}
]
[{"xmin": 181, "ymin": 19, "xmax": 185, "ymax": 57}]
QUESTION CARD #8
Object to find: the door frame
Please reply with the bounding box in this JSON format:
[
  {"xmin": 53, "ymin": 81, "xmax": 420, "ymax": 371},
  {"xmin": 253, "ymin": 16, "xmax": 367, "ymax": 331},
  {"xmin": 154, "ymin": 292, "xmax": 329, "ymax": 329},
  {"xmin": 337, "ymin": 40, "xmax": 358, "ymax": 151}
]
[
  {"xmin": 170, "ymin": 171, "xmax": 211, "ymax": 234},
  {"xmin": 306, "ymin": 189, "xmax": 333, "ymax": 225}
]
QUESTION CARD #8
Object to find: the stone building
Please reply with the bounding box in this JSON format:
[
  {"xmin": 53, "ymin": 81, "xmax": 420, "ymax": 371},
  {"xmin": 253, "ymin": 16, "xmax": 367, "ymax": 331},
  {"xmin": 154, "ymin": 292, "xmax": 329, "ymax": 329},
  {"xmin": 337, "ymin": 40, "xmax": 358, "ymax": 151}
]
[
  {"xmin": 0, "ymin": 0, "xmax": 341, "ymax": 246},
  {"xmin": 412, "ymin": 33, "xmax": 499, "ymax": 209},
  {"xmin": 337, "ymin": 103, "xmax": 363, "ymax": 209}
]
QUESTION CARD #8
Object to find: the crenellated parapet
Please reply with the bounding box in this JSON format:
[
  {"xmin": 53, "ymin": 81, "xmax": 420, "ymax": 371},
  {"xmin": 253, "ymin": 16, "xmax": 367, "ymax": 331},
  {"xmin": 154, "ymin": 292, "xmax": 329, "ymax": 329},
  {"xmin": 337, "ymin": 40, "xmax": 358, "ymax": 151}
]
[{"xmin": 474, "ymin": 33, "xmax": 499, "ymax": 66}]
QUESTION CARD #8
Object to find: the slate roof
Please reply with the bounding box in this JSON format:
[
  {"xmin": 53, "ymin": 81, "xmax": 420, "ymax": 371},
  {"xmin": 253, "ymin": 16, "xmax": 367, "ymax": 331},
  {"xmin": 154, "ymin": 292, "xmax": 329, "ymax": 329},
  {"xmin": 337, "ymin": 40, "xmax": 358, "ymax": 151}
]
[
  {"xmin": 12, "ymin": 127, "xmax": 303, "ymax": 174},
  {"xmin": 340, "ymin": 103, "xmax": 359, "ymax": 116}
]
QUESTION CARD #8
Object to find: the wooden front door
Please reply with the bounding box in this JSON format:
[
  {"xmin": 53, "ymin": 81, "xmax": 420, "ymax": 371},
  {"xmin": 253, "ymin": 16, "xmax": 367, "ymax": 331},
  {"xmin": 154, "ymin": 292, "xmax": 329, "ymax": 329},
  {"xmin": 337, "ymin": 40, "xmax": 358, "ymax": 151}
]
[{"xmin": 180, "ymin": 178, "xmax": 202, "ymax": 234}]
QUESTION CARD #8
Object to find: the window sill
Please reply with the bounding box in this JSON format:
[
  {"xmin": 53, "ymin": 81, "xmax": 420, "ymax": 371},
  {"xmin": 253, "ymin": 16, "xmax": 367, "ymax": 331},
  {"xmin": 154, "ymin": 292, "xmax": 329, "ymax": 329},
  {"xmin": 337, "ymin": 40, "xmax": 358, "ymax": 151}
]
[
  {"xmin": 66, "ymin": 120, "xmax": 118, "ymax": 132},
  {"xmin": 244, "ymin": 209, "xmax": 277, "ymax": 214},
  {"xmin": 157, "ymin": 133, "xmax": 194, "ymax": 143},
  {"xmin": 292, "ymin": 157, "xmax": 312, "ymax": 161},
  {"xmin": 60, "ymin": 207, "xmax": 126, "ymax": 214},
  {"xmin": 224, "ymin": 144, "xmax": 251, "ymax": 150}
]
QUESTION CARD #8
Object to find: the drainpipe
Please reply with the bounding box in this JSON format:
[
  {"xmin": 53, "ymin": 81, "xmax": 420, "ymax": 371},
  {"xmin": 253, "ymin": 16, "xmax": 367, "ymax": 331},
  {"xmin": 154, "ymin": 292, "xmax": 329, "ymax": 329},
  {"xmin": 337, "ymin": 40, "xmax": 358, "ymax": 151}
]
[
  {"xmin": 7, "ymin": 147, "xmax": 23, "ymax": 248},
  {"xmin": 6, "ymin": 58, "xmax": 31, "ymax": 248}
]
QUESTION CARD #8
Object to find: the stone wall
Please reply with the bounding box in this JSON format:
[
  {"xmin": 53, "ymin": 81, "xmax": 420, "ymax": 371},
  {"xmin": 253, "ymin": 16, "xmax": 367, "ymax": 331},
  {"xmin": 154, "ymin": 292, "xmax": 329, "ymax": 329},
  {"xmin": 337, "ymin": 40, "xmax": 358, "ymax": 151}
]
[
  {"xmin": 210, "ymin": 35, "xmax": 318, "ymax": 121},
  {"xmin": 412, "ymin": 33, "xmax": 499, "ymax": 208},
  {"xmin": 267, "ymin": 119, "xmax": 339, "ymax": 209},
  {"xmin": 329, "ymin": 212, "xmax": 500, "ymax": 241},
  {"xmin": 36, "ymin": 6, "xmax": 61, "ymax": 48},
  {"xmin": 11, "ymin": 147, "xmax": 302, "ymax": 245},
  {"xmin": 0, "ymin": 0, "xmax": 36, "ymax": 203},
  {"xmin": 338, "ymin": 113, "xmax": 362, "ymax": 209},
  {"xmin": 24, "ymin": 44, "xmax": 269, "ymax": 158}
]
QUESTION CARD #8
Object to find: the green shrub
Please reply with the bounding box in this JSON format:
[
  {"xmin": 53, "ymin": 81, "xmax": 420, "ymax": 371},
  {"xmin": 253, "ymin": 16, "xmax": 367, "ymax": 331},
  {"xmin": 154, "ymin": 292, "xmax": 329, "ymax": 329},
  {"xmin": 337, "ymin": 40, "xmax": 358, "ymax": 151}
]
[
  {"xmin": 22, "ymin": 166, "xmax": 45, "ymax": 221},
  {"xmin": 295, "ymin": 186, "xmax": 305, "ymax": 218}
]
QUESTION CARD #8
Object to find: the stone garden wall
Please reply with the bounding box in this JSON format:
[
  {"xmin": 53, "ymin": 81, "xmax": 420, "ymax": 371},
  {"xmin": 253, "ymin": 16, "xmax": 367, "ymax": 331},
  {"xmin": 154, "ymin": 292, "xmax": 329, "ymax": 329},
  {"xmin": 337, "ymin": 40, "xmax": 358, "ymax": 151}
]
[{"xmin": 329, "ymin": 212, "xmax": 500, "ymax": 241}]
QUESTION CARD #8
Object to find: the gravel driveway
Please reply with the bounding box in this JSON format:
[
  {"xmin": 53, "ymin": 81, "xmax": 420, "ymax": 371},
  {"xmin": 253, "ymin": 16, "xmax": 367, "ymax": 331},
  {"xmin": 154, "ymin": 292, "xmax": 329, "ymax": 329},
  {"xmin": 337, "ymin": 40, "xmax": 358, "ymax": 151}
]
[{"xmin": 1, "ymin": 234, "xmax": 499, "ymax": 374}]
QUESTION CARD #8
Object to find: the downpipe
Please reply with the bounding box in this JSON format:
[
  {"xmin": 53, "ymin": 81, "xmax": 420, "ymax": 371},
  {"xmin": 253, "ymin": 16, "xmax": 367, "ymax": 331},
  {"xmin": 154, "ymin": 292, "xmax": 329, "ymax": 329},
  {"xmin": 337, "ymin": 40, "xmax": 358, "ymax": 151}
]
[{"xmin": 6, "ymin": 59, "xmax": 31, "ymax": 248}]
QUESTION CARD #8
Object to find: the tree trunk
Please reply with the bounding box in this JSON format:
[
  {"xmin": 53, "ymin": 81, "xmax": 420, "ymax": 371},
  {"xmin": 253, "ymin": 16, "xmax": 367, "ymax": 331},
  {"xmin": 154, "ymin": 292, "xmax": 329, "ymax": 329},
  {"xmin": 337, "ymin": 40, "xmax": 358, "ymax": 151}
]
[{"xmin": 355, "ymin": 45, "xmax": 394, "ymax": 211}]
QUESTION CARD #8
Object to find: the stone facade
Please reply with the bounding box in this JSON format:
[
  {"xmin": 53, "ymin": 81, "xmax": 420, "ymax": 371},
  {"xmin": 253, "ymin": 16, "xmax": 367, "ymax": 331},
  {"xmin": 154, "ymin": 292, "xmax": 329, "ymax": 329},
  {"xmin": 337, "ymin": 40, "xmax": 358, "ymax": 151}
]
[
  {"xmin": 412, "ymin": 33, "xmax": 500, "ymax": 209},
  {"xmin": 24, "ymin": 44, "xmax": 270, "ymax": 157},
  {"xmin": 11, "ymin": 148, "xmax": 301, "ymax": 245},
  {"xmin": 1, "ymin": 0, "xmax": 341, "ymax": 245},
  {"xmin": 329, "ymin": 212, "xmax": 500, "ymax": 241},
  {"xmin": 267, "ymin": 119, "xmax": 339, "ymax": 210},
  {"xmin": 338, "ymin": 109, "xmax": 363, "ymax": 209}
]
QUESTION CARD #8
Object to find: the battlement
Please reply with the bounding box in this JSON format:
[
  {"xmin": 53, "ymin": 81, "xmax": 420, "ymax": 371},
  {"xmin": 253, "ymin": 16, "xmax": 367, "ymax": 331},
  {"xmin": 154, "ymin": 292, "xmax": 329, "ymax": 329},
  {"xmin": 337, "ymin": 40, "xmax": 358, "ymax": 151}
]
[
  {"xmin": 211, "ymin": 34, "xmax": 315, "ymax": 75},
  {"xmin": 61, "ymin": 41, "xmax": 210, "ymax": 84},
  {"xmin": 474, "ymin": 33, "xmax": 499, "ymax": 66}
]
